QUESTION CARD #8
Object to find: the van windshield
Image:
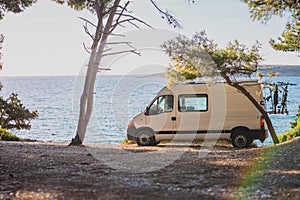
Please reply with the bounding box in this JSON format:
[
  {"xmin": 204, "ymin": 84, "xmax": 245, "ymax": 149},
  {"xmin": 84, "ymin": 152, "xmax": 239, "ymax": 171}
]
[{"xmin": 148, "ymin": 95, "xmax": 174, "ymax": 115}]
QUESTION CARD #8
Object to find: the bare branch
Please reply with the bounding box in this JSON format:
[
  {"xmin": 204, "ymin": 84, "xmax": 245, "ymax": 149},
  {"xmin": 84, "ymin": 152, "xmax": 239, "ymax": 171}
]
[
  {"xmin": 110, "ymin": 4, "xmax": 132, "ymax": 14},
  {"xmin": 111, "ymin": 13, "xmax": 153, "ymax": 31},
  {"xmin": 83, "ymin": 43, "xmax": 91, "ymax": 54},
  {"xmin": 78, "ymin": 17, "xmax": 97, "ymax": 28},
  {"xmin": 128, "ymin": 20, "xmax": 141, "ymax": 29},
  {"xmin": 106, "ymin": 41, "xmax": 137, "ymax": 52},
  {"xmin": 110, "ymin": 33, "xmax": 126, "ymax": 37},
  {"xmin": 117, "ymin": 23, "xmax": 126, "ymax": 28},
  {"xmin": 83, "ymin": 22, "xmax": 95, "ymax": 41},
  {"xmin": 97, "ymin": 67, "xmax": 111, "ymax": 72},
  {"xmin": 110, "ymin": 1, "xmax": 131, "ymax": 33},
  {"xmin": 102, "ymin": 50, "xmax": 141, "ymax": 57},
  {"xmin": 149, "ymin": 0, "xmax": 182, "ymax": 28},
  {"xmin": 106, "ymin": 41, "xmax": 132, "ymax": 45},
  {"xmin": 102, "ymin": 47, "xmax": 112, "ymax": 53}
]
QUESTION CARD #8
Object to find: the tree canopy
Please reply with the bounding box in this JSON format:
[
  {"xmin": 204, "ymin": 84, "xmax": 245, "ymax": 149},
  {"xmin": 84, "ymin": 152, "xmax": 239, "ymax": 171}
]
[
  {"xmin": 244, "ymin": 0, "xmax": 300, "ymax": 52},
  {"xmin": 53, "ymin": 0, "xmax": 112, "ymax": 12},
  {"xmin": 0, "ymin": 93, "xmax": 38, "ymax": 130},
  {"xmin": 270, "ymin": 21, "xmax": 300, "ymax": 52},
  {"xmin": 162, "ymin": 31, "xmax": 262, "ymax": 84},
  {"xmin": 0, "ymin": 0, "xmax": 37, "ymax": 20}
]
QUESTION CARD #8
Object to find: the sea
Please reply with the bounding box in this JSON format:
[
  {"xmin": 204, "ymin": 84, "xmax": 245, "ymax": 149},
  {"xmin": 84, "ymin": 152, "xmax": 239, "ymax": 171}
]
[{"xmin": 1, "ymin": 66, "xmax": 299, "ymax": 146}]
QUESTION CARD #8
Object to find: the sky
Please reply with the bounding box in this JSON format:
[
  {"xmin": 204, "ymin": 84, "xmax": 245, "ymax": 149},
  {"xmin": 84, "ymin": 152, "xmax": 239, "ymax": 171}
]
[{"xmin": 0, "ymin": 0, "xmax": 299, "ymax": 77}]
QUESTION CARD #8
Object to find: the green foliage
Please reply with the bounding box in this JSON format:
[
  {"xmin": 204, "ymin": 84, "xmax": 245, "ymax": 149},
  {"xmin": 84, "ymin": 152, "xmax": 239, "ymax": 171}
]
[
  {"xmin": 290, "ymin": 105, "xmax": 300, "ymax": 129},
  {"xmin": 244, "ymin": 0, "xmax": 300, "ymax": 22},
  {"xmin": 270, "ymin": 21, "xmax": 300, "ymax": 52},
  {"xmin": 0, "ymin": 0, "xmax": 37, "ymax": 20},
  {"xmin": 278, "ymin": 125, "xmax": 299, "ymax": 143},
  {"xmin": 278, "ymin": 105, "xmax": 300, "ymax": 143},
  {"xmin": 244, "ymin": 0, "xmax": 300, "ymax": 53},
  {"xmin": 54, "ymin": 0, "xmax": 90, "ymax": 11},
  {"xmin": 121, "ymin": 138, "xmax": 135, "ymax": 145},
  {"xmin": 162, "ymin": 33, "xmax": 217, "ymax": 84},
  {"xmin": 0, "ymin": 93, "xmax": 38, "ymax": 130},
  {"xmin": 161, "ymin": 31, "xmax": 262, "ymax": 83},
  {"xmin": 52, "ymin": 0, "xmax": 114, "ymax": 14},
  {"xmin": 0, "ymin": 128, "xmax": 20, "ymax": 141}
]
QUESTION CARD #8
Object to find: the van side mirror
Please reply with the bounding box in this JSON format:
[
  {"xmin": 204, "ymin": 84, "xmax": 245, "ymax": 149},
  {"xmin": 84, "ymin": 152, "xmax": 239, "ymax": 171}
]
[{"xmin": 145, "ymin": 106, "xmax": 150, "ymax": 116}]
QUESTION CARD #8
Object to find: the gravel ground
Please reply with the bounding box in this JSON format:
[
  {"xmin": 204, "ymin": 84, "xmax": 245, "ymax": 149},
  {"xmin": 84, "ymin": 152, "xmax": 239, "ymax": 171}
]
[{"xmin": 0, "ymin": 138, "xmax": 299, "ymax": 200}]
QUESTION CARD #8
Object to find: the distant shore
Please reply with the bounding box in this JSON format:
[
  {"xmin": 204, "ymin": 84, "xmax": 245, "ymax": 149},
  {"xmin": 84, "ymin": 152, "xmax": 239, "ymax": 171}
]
[{"xmin": 258, "ymin": 65, "xmax": 300, "ymax": 76}]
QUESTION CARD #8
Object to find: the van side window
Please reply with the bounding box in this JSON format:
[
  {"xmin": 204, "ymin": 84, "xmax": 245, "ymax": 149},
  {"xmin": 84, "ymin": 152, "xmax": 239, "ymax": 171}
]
[
  {"xmin": 179, "ymin": 94, "xmax": 208, "ymax": 112},
  {"xmin": 148, "ymin": 95, "xmax": 174, "ymax": 115}
]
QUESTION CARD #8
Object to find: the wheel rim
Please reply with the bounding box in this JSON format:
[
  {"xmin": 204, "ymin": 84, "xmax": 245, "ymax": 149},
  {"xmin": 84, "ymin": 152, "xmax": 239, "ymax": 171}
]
[
  {"xmin": 138, "ymin": 132, "xmax": 151, "ymax": 145},
  {"xmin": 235, "ymin": 134, "xmax": 247, "ymax": 147}
]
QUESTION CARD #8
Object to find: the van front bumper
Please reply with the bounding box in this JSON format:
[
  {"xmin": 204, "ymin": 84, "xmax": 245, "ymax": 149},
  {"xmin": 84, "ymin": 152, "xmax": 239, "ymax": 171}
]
[{"xmin": 127, "ymin": 126, "xmax": 138, "ymax": 141}]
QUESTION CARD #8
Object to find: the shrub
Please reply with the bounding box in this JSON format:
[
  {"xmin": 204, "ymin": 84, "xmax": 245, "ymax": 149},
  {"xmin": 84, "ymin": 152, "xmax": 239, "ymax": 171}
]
[
  {"xmin": 121, "ymin": 138, "xmax": 135, "ymax": 145},
  {"xmin": 0, "ymin": 93, "xmax": 38, "ymax": 130},
  {"xmin": 278, "ymin": 105, "xmax": 300, "ymax": 143},
  {"xmin": 278, "ymin": 127, "xmax": 299, "ymax": 143},
  {"xmin": 290, "ymin": 105, "xmax": 300, "ymax": 129},
  {"xmin": 0, "ymin": 128, "xmax": 20, "ymax": 141}
]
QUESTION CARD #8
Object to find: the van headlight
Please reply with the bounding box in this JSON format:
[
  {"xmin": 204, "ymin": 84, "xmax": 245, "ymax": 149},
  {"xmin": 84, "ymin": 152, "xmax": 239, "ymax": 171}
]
[{"xmin": 127, "ymin": 118, "xmax": 134, "ymax": 127}]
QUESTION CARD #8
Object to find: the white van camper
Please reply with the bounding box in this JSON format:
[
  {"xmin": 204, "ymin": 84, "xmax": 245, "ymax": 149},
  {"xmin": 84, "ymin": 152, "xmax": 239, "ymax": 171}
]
[{"xmin": 127, "ymin": 81, "xmax": 267, "ymax": 148}]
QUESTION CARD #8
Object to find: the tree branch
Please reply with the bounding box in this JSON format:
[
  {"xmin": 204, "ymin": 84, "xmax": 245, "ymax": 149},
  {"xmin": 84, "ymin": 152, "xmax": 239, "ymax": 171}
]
[
  {"xmin": 78, "ymin": 17, "xmax": 97, "ymax": 28},
  {"xmin": 110, "ymin": 1, "xmax": 153, "ymax": 33},
  {"xmin": 102, "ymin": 49, "xmax": 141, "ymax": 57},
  {"xmin": 109, "ymin": 1, "xmax": 130, "ymax": 33},
  {"xmin": 149, "ymin": 0, "xmax": 182, "ymax": 28},
  {"xmin": 83, "ymin": 42, "xmax": 91, "ymax": 54},
  {"xmin": 83, "ymin": 22, "xmax": 95, "ymax": 41}
]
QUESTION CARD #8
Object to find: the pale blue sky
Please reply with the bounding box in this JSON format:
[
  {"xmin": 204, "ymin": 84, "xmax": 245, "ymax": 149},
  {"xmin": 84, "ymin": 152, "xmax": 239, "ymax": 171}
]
[{"xmin": 0, "ymin": 0, "xmax": 299, "ymax": 76}]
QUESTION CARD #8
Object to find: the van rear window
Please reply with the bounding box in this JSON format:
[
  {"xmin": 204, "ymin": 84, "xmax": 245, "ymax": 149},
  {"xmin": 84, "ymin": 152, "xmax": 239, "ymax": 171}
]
[{"xmin": 179, "ymin": 94, "xmax": 208, "ymax": 112}]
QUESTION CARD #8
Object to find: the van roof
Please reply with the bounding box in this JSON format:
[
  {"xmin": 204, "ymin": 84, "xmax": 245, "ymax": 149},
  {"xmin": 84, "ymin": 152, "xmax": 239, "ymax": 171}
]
[
  {"xmin": 178, "ymin": 80, "xmax": 260, "ymax": 85},
  {"xmin": 157, "ymin": 80, "xmax": 261, "ymax": 95}
]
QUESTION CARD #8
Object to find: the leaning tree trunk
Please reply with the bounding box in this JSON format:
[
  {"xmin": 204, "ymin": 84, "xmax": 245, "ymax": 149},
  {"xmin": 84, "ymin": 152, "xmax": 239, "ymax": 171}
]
[
  {"xmin": 221, "ymin": 73, "xmax": 279, "ymax": 144},
  {"xmin": 70, "ymin": 0, "xmax": 121, "ymax": 145}
]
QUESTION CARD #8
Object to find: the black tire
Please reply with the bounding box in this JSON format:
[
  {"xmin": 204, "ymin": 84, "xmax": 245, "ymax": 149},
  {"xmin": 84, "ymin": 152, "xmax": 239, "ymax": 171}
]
[
  {"xmin": 231, "ymin": 132, "xmax": 252, "ymax": 148},
  {"xmin": 136, "ymin": 129, "xmax": 156, "ymax": 146}
]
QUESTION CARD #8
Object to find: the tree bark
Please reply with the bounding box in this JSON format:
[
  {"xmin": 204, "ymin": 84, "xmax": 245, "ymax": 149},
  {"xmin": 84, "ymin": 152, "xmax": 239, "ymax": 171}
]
[
  {"xmin": 70, "ymin": 0, "xmax": 121, "ymax": 146},
  {"xmin": 220, "ymin": 73, "xmax": 279, "ymax": 144}
]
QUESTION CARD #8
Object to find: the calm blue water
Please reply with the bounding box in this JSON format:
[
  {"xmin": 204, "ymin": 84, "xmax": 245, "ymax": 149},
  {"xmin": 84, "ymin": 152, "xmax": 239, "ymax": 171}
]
[
  {"xmin": 0, "ymin": 70, "xmax": 299, "ymax": 146},
  {"xmin": 0, "ymin": 75, "xmax": 167, "ymax": 144}
]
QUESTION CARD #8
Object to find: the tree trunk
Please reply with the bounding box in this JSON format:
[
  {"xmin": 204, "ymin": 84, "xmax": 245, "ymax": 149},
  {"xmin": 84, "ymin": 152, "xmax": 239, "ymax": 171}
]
[
  {"xmin": 221, "ymin": 73, "xmax": 279, "ymax": 145},
  {"xmin": 70, "ymin": 0, "xmax": 121, "ymax": 146}
]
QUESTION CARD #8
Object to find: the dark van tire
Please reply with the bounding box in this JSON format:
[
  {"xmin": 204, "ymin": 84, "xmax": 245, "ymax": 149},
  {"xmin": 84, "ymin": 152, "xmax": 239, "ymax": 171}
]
[
  {"xmin": 136, "ymin": 129, "xmax": 156, "ymax": 146},
  {"xmin": 231, "ymin": 132, "xmax": 252, "ymax": 148}
]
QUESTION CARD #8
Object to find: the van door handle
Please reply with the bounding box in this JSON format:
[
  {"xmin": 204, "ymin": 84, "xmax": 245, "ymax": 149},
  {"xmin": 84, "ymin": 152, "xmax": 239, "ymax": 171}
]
[{"xmin": 171, "ymin": 117, "xmax": 176, "ymax": 121}]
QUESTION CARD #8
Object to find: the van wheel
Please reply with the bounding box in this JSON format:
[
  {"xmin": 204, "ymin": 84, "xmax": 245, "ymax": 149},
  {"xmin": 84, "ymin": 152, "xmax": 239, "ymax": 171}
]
[
  {"xmin": 231, "ymin": 132, "xmax": 252, "ymax": 148},
  {"xmin": 137, "ymin": 130, "xmax": 156, "ymax": 146}
]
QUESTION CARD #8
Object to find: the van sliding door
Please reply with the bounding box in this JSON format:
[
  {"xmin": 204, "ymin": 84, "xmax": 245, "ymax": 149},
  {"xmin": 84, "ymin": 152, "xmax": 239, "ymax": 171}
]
[{"xmin": 175, "ymin": 94, "xmax": 211, "ymax": 140}]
